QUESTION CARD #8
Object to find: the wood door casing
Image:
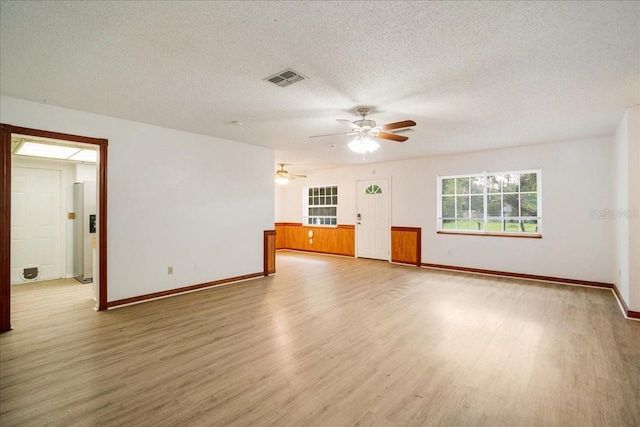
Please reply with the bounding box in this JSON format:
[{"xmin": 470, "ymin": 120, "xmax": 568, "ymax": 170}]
[{"xmin": 0, "ymin": 124, "xmax": 108, "ymax": 333}]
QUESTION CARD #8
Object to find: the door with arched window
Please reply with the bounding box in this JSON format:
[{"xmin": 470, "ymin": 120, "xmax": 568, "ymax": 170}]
[{"xmin": 356, "ymin": 179, "xmax": 390, "ymax": 260}]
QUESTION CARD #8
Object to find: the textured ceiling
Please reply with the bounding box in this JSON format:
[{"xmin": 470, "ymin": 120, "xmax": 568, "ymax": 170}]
[{"xmin": 1, "ymin": 1, "xmax": 639, "ymax": 175}]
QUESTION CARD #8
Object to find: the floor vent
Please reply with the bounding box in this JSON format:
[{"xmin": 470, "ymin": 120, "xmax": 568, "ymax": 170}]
[{"xmin": 264, "ymin": 69, "xmax": 305, "ymax": 87}]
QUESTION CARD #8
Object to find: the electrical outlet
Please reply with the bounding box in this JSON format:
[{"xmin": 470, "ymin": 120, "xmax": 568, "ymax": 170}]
[{"xmin": 168, "ymin": 266, "xmax": 174, "ymax": 275}]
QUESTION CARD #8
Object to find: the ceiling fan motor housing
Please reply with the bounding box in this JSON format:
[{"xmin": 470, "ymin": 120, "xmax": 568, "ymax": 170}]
[{"xmin": 355, "ymin": 119, "xmax": 376, "ymax": 129}]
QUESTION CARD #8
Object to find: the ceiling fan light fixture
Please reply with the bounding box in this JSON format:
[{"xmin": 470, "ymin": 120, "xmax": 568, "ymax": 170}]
[
  {"xmin": 275, "ymin": 175, "xmax": 290, "ymax": 185},
  {"xmin": 348, "ymin": 136, "xmax": 379, "ymax": 154}
]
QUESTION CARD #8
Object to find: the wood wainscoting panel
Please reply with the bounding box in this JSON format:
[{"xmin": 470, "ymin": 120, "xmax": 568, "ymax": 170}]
[
  {"xmin": 264, "ymin": 230, "xmax": 276, "ymax": 275},
  {"xmin": 391, "ymin": 226, "xmax": 421, "ymax": 266},
  {"xmin": 275, "ymin": 222, "xmax": 298, "ymax": 249},
  {"xmin": 274, "ymin": 223, "xmax": 355, "ymax": 257}
]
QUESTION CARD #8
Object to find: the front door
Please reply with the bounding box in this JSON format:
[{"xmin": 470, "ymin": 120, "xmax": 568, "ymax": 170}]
[{"xmin": 356, "ymin": 179, "xmax": 390, "ymax": 260}]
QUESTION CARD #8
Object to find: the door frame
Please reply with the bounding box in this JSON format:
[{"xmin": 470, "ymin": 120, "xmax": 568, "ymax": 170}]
[
  {"xmin": 355, "ymin": 177, "xmax": 391, "ymax": 261},
  {"xmin": 1, "ymin": 124, "xmax": 109, "ymax": 332}
]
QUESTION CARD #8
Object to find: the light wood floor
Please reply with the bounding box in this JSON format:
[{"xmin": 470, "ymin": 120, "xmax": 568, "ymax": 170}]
[{"xmin": 1, "ymin": 252, "xmax": 639, "ymax": 426}]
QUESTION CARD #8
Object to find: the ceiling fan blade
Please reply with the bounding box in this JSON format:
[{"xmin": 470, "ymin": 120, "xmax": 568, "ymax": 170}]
[
  {"xmin": 377, "ymin": 132, "xmax": 408, "ymax": 143},
  {"xmin": 379, "ymin": 120, "xmax": 416, "ymax": 131},
  {"xmin": 291, "ymin": 174, "xmax": 307, "ymax": 178},
  {"xmin": 309, "ymin": 131, "xmax": 358, "ymax": 138},
  {"xmin": 337, "ymin": 119, "xmax": 363, "ymax": 131}
]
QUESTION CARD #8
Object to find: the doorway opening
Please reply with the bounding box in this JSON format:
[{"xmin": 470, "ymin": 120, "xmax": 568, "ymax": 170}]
[{"xmin": 1, "ymin": 124, "xmax": 108, "ymax": 332}]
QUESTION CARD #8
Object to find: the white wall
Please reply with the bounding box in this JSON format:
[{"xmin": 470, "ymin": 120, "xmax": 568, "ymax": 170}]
[
  {"xmin": 632, "ymin": 106, "xmax": 640, "ymax": 312},
  {"xmin": 2, "ymin": 96, "xmax": 274, "ymax": 302},
  {"xmin": 613, "ymin": 110, "xmax": 630, "ymax": 305},
  {"xmin": 277, "ymin": 137, "xmax": 614, "ymax": 284},
  {"xmin": 75, "ymin": 163, "xmax": 96, "ymax": 182},
  {"xmin": 614, "ymin": 105, "xmax": 640, "ymax": 312}
]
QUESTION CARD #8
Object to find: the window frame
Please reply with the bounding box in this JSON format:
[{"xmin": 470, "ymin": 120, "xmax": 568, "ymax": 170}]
[
  {"xmin": 437, "ymin": 169, "xmax": 542, "ymax": 237},
  {"xmin": 302, "ymin": 184, "xmax": 339, "ymax": 227}
]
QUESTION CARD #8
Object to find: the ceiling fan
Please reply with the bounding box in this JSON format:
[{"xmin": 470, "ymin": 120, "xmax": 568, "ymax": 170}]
[
  {"xmin": 275, "ymin": 163, "xmax": 306, "ymax": 184},
  {"xmin": 309, "ymin": 107, "xmax": 416, "ymax": 153}
]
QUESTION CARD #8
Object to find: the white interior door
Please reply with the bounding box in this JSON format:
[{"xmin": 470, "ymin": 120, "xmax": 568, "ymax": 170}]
[
  {"xmin": 11, "ymin": 167, "xmax": 62, "ymax": 284},
  {"xmin": 356, "ymin": 179, "xmax": 390, "ymax": 260}
]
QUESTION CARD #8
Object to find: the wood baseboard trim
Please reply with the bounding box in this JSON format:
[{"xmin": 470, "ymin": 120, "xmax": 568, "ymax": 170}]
[
  {"xmin": 421, "ymin": 263, "xmax": 613, "ymax": 289},
  {"xmin": 612, "ymin": 283, "xmax": 640, "ymax": 320},
  {"xmin": 107, "ymin": 272, "xmax": 263, "ymax": 308},
  {"xmin": 391, "ymin": 259, "xmax": 420, "ymax": 266},
  {"xmin": 612, "ymin": 282, "xmax": 630, "ymax": 314},
  {"xmin": 277, "ymin": 248, "xmax": 355, "ymax": 258}
]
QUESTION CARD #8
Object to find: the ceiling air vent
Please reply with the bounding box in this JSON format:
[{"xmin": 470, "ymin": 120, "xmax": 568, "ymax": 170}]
[{"xmin": 264, "ymin": 69, "xmax": 305, "ymax": 87}]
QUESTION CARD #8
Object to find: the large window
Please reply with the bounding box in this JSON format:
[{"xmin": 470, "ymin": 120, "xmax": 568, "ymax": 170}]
[
  {"xmin": 438, "ymin": 169, "xmax": 541, "ymax": 234},
  {"xmin": 303, "ymin": 185, "xmax": 338, "ymax": 226}
]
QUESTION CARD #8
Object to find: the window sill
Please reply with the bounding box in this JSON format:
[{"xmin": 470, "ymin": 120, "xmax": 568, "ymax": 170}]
[
  {"xmin": 437, "ymin": 230, "xmax": 542, "ymax": 239},
  {"xmin": 302, "ymin": 224, "xmax": 338, "ymax": 229}
]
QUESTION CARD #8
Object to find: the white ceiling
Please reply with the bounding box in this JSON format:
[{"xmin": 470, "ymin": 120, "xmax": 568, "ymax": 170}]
[{"xmin": 1, "ymin": 1, "xmax": 638, "ymax": 175}]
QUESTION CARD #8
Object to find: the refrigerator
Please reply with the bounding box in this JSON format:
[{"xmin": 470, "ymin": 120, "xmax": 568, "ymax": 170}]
[{"xmin": 73, "ymin": 181, "xmax": 96, "ymax": 283}]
